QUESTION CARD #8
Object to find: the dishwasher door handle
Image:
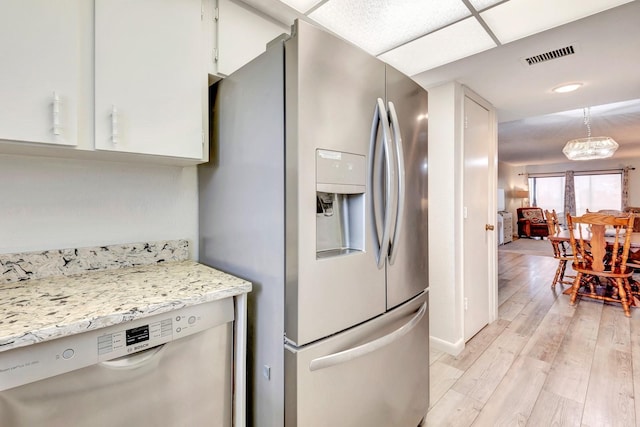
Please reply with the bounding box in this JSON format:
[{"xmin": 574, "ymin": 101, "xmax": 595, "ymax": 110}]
[{"xmin": 99, "ymin": 345, "xmax": 165, "ymax": 370}]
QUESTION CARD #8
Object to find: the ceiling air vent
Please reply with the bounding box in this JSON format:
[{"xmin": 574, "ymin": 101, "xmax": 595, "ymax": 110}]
[{"xmin": 522, "ymin": 45, "xmax": 576, "ymax": 66}]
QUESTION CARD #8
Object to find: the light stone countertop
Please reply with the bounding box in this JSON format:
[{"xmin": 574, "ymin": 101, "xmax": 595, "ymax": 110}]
[{"xmin": 0, "ymin": 260, "xmax": 251, "ymax": 352}]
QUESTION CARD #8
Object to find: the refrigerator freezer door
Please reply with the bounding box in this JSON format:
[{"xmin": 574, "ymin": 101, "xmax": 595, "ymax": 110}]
[
  {"xmin": 285, "ymin": 21, "xmax": 387, "ymax": 346},
  {"xmin": 385, "ymin": 65, "xmax": 429, "ymax": 309},
  {"xmin": 284, "ymin": 291, "xmax": 429, "ymax": 427}
]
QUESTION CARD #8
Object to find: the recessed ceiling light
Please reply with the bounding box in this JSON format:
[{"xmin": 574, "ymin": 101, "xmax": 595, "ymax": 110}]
[{"xmin": 552, "ymin": 83, "xmax": 583, "ymax": 93}]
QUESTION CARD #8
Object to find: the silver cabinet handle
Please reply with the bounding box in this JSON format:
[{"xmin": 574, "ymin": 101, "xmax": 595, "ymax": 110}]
[
  {"xmin": 368, "ymin": 98, "xmax": 395, "ymax": 269},
  {"xmin": 52, "ymin": 91, "xmax": 61, "ymax": 135},
  {"xmin": 388, "ymin": 102, "xmax": 405, "ymax": 265},
  {"xmin": 309, "ymin": 302, "xmax": 427, "ymax": 372},
  {"xmin": 111, "ymin": 105, "xmax": 119, "ymax": 144},
  {"xmin": 99, "ymin": 345, "xmax": 165, "ymax": 370}
]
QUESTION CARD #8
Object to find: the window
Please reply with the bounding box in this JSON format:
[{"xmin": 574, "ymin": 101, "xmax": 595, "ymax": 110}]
[
  {"xmin": 529, "ymin": 176, "xmax": 564, "ymax": 215},
  {"xmin": 574, "ymin": 174, "xmax": 622, "ymax": 214},
  {"xmin": 528, "ymin": 172, "xmax": 622, "ymax": 218}
]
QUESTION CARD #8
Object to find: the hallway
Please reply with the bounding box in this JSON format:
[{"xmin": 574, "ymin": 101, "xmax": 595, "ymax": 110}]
[{"xmin": 427, "ymin": 251, "xmax": 639, "ymax": 426}]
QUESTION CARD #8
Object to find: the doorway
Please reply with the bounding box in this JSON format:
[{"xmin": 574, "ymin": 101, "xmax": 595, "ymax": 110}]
[{"xmin": 463, "ymin": 91, "xmax": 498, "ymax": 341}]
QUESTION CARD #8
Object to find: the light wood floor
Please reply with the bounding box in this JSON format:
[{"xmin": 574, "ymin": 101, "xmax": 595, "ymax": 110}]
[{"xmin": 426, "ymin": 251, "xmax": 640, "ymax": 427}]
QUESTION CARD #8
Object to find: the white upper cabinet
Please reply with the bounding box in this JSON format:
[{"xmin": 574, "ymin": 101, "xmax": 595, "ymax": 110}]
[
  {"xmin": 0, "ymin": 0, "xmax": 79, "ymax": 146},
  {"xmin": 95, "ymin": 0, "xmax": 205, "ymax": 159},
  {"xmin": 0, "ymin": 0, "xmax": 284, "ymax": 164},
  {"xmin": 209, "ymin": 0, "xmax": 290, "ymax": 77}
]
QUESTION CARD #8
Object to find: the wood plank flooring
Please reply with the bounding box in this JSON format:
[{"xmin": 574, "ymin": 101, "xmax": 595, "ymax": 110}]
[{"xmin": 427, "ymin": 250, "xmax": 640, "ymax": 426}]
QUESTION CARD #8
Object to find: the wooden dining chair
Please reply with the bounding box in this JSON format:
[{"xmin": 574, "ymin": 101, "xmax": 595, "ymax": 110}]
[
  {"xmin": 545, "ymin": 209, "xmax": 574, "ymax": 289},
  {"xmin": 566, "ymin": 212, "xmax": 636, "ymax": 317}
]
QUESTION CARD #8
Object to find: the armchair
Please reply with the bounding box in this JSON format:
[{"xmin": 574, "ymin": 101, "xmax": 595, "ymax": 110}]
[{"xmin": 517, "ymin": 207, "xmax": 550, "ymax": 238}]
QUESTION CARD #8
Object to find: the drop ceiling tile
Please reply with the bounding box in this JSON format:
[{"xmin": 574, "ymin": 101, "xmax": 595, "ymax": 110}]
[
  {"xmin": 379, "ymin": 17, "xmax": 496, "ymax": 76},
  {"xmin": 279, "ymin": 0, "xmax": 323, "ymax": 14},
  {"xmin": 309, "ymin": 0, "xmax": 471, "ymax": 55},
  {"xmin": 481, "ymin": 0, "xmax": 634, "ymax": 44}
]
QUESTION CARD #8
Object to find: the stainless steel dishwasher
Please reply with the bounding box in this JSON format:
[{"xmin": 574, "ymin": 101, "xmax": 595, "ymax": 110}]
[{"xmin": 0, "ymin": 298, "xmax": 234, "ymax": 427}]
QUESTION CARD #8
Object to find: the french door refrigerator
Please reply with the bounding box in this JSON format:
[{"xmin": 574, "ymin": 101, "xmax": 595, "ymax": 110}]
[{"xmin": 199, "ymin": 20, "xmax": 429, "ymax": 427}]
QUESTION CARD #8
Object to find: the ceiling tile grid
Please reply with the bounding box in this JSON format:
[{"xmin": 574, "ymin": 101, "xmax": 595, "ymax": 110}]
[
  {"xmin": 238, "ymin": 0, "xmax": 640, "ymax": 165},
  {"xmin": 275, "ymin": 0, "xmax": 634, "ymax": 77}
]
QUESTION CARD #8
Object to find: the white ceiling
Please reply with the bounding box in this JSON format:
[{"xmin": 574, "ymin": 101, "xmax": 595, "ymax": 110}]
[{"xmin": 237, "ymin": 0, "xmax": 640, "ymax": 166}]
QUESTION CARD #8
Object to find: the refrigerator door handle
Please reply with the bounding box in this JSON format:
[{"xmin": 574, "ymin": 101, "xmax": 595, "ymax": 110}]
[
  {"xmin": 368, "ymin": 101, "xmax": 383, "ymax": 251},
  {"xmin": 308, "ymin": 302, "xmax": 427, "ymax": 372},
  {"xmin": 368, "ymin": 97, "xmax": 395, "ymax": 269},
  {"xmin": 387, "ymin": 101, "xmax": 405, "ymax": 265}
]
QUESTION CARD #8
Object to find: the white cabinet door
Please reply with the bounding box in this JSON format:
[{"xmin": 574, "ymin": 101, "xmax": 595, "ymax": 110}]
[
  {"xmin": 95, "ymin": 0, "xmax": 204, "ymax": 159},
  {"xmin": 0, "ymin": 0, "xmax": 79, "ymax": 146},
  {"xmin": 216, "ymin": 0, "xmax": 289, "ymax": 76}
]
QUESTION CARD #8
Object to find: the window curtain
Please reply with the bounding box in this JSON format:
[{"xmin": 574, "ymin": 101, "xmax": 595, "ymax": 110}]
[
  {"xmin": 622, "ymin": 167, "xmax": 630, "ymax": 210},
  {"xmin": 564, "ymin": 170, "xmax": 576, "ymax": 223}
]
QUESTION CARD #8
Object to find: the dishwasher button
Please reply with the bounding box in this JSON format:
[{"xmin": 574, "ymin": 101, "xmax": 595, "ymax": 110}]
[
  {"xmin": 62, "ymin": 349, "xmax": 75, "ymax": 359},
  {"xmin": 188, "ymin": 316, "xmax": 196, "ymax": 325}
]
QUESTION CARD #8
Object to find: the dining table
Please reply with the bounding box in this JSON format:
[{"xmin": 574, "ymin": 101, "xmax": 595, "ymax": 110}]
[
  {"xmin": 548, "ymin": 228, "xmax": 640, "ymax": 260},
  {"xmin": 547, "ymin": 227, "xmax": 640, "ymax": 305}
]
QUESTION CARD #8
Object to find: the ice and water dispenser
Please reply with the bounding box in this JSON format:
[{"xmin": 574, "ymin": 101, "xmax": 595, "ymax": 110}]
[{"xmin": 316, "ymin": 149, "xmax": 366, "ymax": 259}]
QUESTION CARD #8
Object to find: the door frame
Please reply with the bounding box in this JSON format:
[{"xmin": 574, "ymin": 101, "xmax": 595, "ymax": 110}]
[{"xmin": 459, "ymin": 86, "xmax": 498, "ymax": 341}]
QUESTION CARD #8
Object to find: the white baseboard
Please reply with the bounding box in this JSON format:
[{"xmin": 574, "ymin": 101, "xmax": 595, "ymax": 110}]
[{"xmin": 430, "ymin": 335, "xmax": 464, "ymax": 356}]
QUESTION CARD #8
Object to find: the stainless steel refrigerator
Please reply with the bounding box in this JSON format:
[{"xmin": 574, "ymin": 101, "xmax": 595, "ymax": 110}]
[{"xmin": 199, "ymin": 20, "xmax": 429, "ymax": 427}]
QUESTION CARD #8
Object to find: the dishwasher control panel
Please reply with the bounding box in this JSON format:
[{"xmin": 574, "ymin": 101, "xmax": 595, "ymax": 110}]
[
  {"xmin": 0, "ymin": 298, "xmax": 234, "ymax": 391},
  {"xmin": 97, "ymin": 318, "xmax": 173, "ymax": 360}
]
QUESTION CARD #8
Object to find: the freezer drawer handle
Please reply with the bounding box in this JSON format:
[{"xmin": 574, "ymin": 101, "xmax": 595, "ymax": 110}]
[
  {"xmin": 387, "ymin": 101, "xmax": 405, "ymax": 265},
  {"xmin": 309, "ymin": 302, "xmax": 426, "ymax": 372},
  {"xmin": 99, "ymin": 344, "xmax": 165, "ymax": 370},
  {"xmin": 368, "ymin": 97, "xmax": 395, "ymax": 269}
]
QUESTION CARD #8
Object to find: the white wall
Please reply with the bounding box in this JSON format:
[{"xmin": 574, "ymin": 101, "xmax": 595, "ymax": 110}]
[
  {"xmin": 427, "ymin": 82, "xmax": 464, "ymax": 354},
  {"xmin": 0, "ymin": 154, "xmax": 198, "ymax": 257},
  {"xmin": 498, "ymin": 161, "xmax": 526, "ymax": 235}
]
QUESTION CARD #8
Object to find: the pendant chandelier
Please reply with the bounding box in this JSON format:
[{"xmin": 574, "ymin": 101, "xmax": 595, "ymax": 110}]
[{"xmin": 562, "ymin": 107, "xmax": 618, "ymax": 161}]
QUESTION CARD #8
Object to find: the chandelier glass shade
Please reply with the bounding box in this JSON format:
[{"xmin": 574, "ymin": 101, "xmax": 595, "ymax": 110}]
[
  {"xmin": 562, "ymin": 136, "xmax": 619, "ymax": 161},
  {"xmin": 562, "ymin": 107, "xmax": 618, "ymax": 161}
]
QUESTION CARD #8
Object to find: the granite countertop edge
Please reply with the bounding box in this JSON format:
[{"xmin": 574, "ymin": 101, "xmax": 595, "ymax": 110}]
[{"xmin": 0, "ymin": 260, "xmax": 251, "ymax": 353}]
